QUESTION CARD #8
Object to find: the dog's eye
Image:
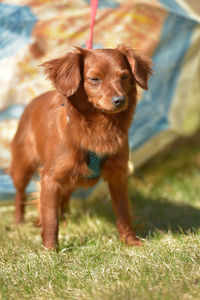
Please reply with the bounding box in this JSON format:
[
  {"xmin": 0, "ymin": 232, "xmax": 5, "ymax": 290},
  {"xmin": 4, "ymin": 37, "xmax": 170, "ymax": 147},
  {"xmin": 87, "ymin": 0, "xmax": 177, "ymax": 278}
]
[
  {"xmin": 121, "ymin": 74, "xmax": 129, "ymax": 80},
  {"xmin": 88, "ymin": 77, "xmax": 101, "ymax": 83}
]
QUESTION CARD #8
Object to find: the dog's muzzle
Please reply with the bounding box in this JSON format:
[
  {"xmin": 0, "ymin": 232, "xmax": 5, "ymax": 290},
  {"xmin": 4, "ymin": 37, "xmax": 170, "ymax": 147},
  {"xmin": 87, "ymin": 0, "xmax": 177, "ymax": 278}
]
[{"xmin": 112, "ymin": 96, "xmax": 126, "ymax": 108}]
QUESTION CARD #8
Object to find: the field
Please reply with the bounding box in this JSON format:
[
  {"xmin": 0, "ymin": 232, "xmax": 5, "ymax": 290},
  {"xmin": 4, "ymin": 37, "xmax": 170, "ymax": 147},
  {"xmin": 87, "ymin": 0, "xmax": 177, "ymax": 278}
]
[{"xmin": 0, "ymin": 136, "xmax": 200, "ymax": 300}]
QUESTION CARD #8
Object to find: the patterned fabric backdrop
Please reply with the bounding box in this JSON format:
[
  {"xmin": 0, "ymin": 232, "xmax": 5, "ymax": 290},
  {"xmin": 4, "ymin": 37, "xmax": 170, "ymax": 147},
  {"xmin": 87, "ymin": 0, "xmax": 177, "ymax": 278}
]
[{"xmin": 0, "ymin": 0, "xmax": 200, "ymax": 198}]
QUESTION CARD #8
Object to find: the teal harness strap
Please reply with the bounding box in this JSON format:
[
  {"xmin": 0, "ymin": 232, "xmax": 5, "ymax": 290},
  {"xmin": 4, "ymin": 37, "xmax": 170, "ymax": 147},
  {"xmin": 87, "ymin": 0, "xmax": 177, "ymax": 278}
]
[
  {"xmin": 62, "ymin": 107, "xmax": 106, "ymax": 180},
  {"xmin": 86, "ymin": 151, "xmax": 106, "ymax": 179}
]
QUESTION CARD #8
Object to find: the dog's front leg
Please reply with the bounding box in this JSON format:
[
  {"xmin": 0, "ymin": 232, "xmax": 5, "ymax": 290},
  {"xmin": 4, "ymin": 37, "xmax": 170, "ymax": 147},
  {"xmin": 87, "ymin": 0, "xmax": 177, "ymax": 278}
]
[
  {"xmin": 108, "ymin": 175, "xmax": 142, "ymax": 246},
  {"xmin": 40, "ymin": 174, "xmax": 59, "ymax": 250}
]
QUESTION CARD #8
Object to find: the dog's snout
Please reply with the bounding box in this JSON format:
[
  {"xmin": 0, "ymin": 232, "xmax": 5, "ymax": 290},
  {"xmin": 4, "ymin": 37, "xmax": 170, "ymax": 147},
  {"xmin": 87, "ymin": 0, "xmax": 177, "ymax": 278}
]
[{"xmin": 112, "ymin": 96, "xmax": 126, "ymax": 108}]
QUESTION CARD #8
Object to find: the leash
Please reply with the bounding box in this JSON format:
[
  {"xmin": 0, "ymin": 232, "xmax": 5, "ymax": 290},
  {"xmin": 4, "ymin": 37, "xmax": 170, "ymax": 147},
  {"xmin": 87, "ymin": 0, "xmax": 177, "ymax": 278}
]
[
  {"xmin": 86, "ymin": 0, "xmax": 99, "ymax": 49},
  {"xmin": 64, "ymin": 1, "xmax": 104, "ymax": 180},
  {"xmin": 87, "ymin": 0, "xmax": 105, "ymax": 178}
]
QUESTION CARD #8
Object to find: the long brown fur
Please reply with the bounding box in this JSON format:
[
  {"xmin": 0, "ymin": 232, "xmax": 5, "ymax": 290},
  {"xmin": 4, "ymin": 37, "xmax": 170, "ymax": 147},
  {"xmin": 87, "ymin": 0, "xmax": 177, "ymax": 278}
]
[{"xmin": 10, "ymin": 45, "xmax": 152, "ymax": 249}]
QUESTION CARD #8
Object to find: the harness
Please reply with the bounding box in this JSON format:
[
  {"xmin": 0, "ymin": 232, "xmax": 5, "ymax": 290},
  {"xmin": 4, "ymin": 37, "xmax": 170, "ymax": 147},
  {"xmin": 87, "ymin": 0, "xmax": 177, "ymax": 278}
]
[
  {"xmin": 61, "ymin": 103, "xmax": 106, "ymax": 179},
  {"xmin": 86, "ymin": 151, "xmax": 106, "ymax": 179}
]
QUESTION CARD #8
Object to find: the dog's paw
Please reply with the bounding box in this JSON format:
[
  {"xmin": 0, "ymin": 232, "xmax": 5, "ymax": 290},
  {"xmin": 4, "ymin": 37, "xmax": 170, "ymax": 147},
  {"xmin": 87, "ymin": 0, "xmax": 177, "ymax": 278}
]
[{"xmin": 121, "ymin": 233, "xmax": 142, "ymax": 247}]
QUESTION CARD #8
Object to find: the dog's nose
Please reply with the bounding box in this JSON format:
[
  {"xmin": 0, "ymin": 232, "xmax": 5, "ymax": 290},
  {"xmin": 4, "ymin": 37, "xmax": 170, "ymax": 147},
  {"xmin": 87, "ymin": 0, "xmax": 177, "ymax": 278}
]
[{"xmin": 112, "ymin": 96, "xmax": 126, "ymax": 108}]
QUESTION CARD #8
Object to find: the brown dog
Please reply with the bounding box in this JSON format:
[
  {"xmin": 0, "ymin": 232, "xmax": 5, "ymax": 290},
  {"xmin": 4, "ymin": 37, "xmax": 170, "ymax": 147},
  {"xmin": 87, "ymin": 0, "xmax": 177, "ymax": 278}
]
[{"xmin": 10, "ymin": 45, "xmax": 152, "ymax": 249}]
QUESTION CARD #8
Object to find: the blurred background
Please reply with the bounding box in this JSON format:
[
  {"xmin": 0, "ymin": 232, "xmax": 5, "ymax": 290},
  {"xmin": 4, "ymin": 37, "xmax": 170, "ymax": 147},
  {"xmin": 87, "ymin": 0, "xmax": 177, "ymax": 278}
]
[{"xmin": 0, "ymin": 0, "xmax": 200, "ymax": 200}]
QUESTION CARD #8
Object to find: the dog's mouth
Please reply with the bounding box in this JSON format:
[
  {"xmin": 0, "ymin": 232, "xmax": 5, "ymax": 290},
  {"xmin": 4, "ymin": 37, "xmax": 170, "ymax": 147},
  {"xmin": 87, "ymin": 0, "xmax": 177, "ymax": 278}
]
[
  {"xmin": 106, "ymin": 107, "xmax": 127, "ymax": 114},
  {"xmin": 93, "ymin": 103, "xmax": 128, "ymax": 114}
]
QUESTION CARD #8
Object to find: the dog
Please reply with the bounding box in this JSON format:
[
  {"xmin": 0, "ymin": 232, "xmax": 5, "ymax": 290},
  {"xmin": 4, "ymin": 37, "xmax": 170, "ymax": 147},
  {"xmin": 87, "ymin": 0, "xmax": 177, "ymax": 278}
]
[{"xmin": 10, "ymin": 45, "xmax": 152, "ymax": 249}]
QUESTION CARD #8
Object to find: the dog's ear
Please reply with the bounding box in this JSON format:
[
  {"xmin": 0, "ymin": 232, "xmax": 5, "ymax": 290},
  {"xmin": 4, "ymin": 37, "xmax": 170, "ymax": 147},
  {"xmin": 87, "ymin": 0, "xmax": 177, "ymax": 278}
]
[
  {"xmin": 118, "ymin": 45, "xmax": 153, "ymax": 90},
  {"xmin": 42, "ymin": 47, "xmax": 85, "ymax": 97}
]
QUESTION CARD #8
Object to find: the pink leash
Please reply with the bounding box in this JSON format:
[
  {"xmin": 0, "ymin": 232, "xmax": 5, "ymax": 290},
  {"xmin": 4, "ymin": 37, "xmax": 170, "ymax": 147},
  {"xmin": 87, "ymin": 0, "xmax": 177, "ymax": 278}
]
[{"xmin": 86, "ymin": 0, "xmax": 99, "ymax": 49}]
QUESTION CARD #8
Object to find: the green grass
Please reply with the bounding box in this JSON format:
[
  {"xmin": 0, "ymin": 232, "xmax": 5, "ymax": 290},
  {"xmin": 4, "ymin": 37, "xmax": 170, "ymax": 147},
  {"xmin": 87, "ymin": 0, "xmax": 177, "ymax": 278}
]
[{"xmin": 1, "ymin": 138, "xmax": 200, "ymax": 300}]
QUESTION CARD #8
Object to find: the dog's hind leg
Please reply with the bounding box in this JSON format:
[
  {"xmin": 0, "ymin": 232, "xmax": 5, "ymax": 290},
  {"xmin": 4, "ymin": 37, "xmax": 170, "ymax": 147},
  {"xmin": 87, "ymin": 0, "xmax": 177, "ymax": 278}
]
[
  {"xmin": 10, "ymin": 138, "xmax": 37, "ymax": 224},
  {"xmin": 11, "ymin": 160, "xmax": 36, "ymax": 224}
]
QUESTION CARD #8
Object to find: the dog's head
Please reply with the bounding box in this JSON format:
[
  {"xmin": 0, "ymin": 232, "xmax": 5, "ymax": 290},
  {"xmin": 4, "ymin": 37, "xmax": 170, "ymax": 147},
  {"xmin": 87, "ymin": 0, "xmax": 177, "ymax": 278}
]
[{"xmin": 42, "ymin": 45, "xmax": 153, "ymax": 113}]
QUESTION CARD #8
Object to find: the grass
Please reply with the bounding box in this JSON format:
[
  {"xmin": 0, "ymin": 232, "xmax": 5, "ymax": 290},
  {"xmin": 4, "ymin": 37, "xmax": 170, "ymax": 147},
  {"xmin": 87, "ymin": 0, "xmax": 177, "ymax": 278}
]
[{"xmin": 1, "ymin": 136, "xmax": 200, "ymax": 300}]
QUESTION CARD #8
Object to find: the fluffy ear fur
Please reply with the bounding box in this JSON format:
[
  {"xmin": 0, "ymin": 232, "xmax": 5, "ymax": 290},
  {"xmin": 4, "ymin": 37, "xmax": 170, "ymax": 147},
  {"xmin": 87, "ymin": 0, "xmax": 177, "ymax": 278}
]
[
  {"xmin": 118, "ymin": 45, "xmax": 153, "ymax": 90},
  {"xmin": 42, "ymin": 47, "xmax": 85, "ymax": 97}
]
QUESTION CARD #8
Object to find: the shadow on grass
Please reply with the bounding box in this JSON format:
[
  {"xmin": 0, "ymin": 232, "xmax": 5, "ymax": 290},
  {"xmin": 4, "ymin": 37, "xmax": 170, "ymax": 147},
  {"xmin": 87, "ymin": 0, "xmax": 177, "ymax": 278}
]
[
  {"xmin": 2, "ymin": 183, "xmax": 200, "ymax": 246},
  {"xmin": 71, "ymin": 188, "xmax": 200, "ymax": 239},
  {"xmin": 130, "ymin": 190, "xmax": 200, "ymax": 237},
  {"xmin": 2, "ymin": 188, "xmax": 200, "ymax": 245}
]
